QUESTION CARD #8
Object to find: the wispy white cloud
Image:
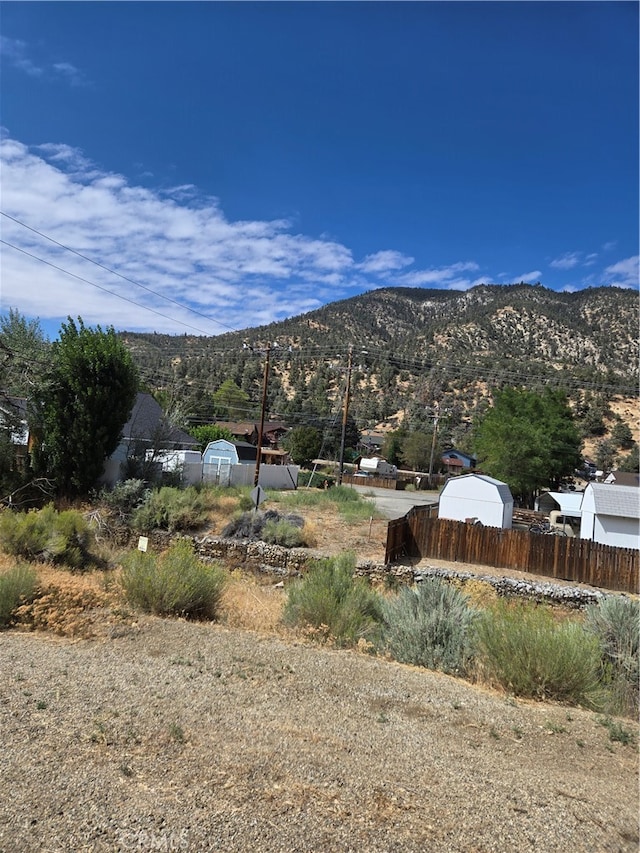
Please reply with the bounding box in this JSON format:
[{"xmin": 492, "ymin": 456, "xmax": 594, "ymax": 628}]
[
  {"xmin": 52, "ymin": 62, "xmax": 88, "ymax": 87},
  {"xmin": 358, "ymin": 250, "xmax": 414, "ymax": 275},
  {"xmin": 395, "ymin": 261, "xmax": 480, "ymax": 288},
  {"xmin": 0, "ymin": 36, "xmax": 43, "ymax": 76},
  {"xmin": 602, "ymin": 241, "xmax": 617, "ymax": 252},
  {"xmin": 0, "ymin": 135, "xmax": 361, "ymax": 333},
  {"xmin": 513, "ymin": 271, "xmax": 542, "ymax": 282},
  {"xmin": 2, "ymin": 133, "xmax": 633, "ymax": 337},
  {"xmin": 602, "ymin": 256, "xmax": 639, "ymax": 289},
  {"xmin": 550, "ymin": 252, "xmax": 581, "ymax": 270},
  {"xmin": 1, "ymin": 36, "xmax": 89, "ymax": 86}
]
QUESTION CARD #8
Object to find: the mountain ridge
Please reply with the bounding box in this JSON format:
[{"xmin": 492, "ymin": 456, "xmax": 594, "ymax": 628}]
[{"xmin": 118, "ymin": 284, "xmax": 639, "ymax": 441}]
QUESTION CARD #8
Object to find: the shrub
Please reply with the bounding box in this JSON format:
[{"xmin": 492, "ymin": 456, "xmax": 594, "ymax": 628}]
[
  {"xmin": 302, "ymin": 472, "xmax": 335, "ymax": 489},
  {"xmin": 120, "ymin": 539, "xmax": 226, "ymax": 619},
  {"xmin": 381, "ymin": 578, "xmax": 477, "ymax": 676},
  {"xmin": 262, "ymin": 519, "xmax": 306, "ymax": 548},
  {"xmin": 584, "ymin": 596, "xmax": 639, "ymax": 717},
  {"xmin": 0, "ymin": 564, "xmax": 38, "ymax": 627},
  {"xmin": 99, "ymin": 479, "xmax": 149, "ymax": 516},
  {"xmin": 477, "ymin": 601, "xmax": 603, "ymax": 708},
  {"xmin": 0, "ymin": 505, "xmax": 97, "ymax": 570},
  {"xmin": 131, "ymin": 486, "xmax": 214, "ymax": 533},
  {"xmin": 283, "ymin": 552, "xmax": 382, "ymax": 647}
]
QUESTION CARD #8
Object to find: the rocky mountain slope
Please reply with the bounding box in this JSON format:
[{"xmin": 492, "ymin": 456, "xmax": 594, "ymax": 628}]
[{"xmin": 119, "ymin": 284, "xmax": 639, "ymax": 438}]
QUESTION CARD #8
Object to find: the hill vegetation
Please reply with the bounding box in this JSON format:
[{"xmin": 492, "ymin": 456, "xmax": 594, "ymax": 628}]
[{"xmin": 118, "ymin": 283, "xmax": 639, "ymax": 454}]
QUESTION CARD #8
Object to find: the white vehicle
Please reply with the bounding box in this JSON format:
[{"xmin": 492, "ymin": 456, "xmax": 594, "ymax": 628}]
[
  {"xmin": 548, "ymin": 510, "xmax": 581, "ymax": 537},
  {"xmin": 358, "ymin": 456, "xmax": 397, "ymax": 478}
]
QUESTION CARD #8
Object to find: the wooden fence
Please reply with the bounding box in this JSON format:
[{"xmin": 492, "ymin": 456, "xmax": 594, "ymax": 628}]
[
  {"xmin": 342, "ymin": 474, "xmax": 402, "ymax": 490},
  {"xmin": 385, "ymin": 505, "xmax": 639, "ymax": 594}
]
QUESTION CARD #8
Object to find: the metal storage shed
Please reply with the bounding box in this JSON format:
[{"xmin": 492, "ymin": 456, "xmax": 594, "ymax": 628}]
[{"xmin": 438, "ymin": 473, "xmax": 514, "ymax": 529}]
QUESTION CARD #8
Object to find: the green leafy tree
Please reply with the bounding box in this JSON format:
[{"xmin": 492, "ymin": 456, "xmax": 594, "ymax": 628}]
[
  {"xmin": 473, "ymin": 387, "xmax": 582, "ymax": 505},
  {"xmin": 35, "ymin": 317, "xmax": 138, "ymax": 497},
  {"xmin": 212, "ymin": 379, "xmax": 253, "ymax": 420},
  {"xmin": 188, "ymin": 424, "xmax": 234, "ymax": 451},
  {"xmin": 282, "ymin": 425, "xmax": 321, "ymax": 467},
  {"xmin": 322, "ymin": 414, "xmax": 360, "ymax": 459},
  {"xmin": 0, "ymin": 309, "xmax": 49, "ymax": 396},
  {"xmin": 400, "ymin": 430, "xmax": 441, "ymax": 472},
  {"xmin": 594, "ymin": 439, "xmax": 617, "ymax": 474},
  {"xmin": 381, "ymin": 429, "xmax": 407, "ymax": 467},
  {"xmin": 0, "ymin": 311, "xmax": 49, "ymax": 502},
  {"xmin": 611, "ymin": 421, "xmax": 634, "ymax": 450},
  {"xmin": 617, "ymin": 443, "xmax": 639, "ymax": 473}
]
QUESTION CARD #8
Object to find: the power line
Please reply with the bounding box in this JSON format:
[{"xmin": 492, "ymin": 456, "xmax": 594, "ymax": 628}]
[
  {"xmin": 0, "ymin": 240, "xmax": 213, "ymax": 335},
  {"xmin": 1, "ymin": 211, "xmax": 239, "ymax": 335}
]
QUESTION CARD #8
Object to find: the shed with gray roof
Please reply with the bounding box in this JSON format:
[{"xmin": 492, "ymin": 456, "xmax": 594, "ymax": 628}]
[
  {"xmin": 579, "ymin": 483, "xmax": 639, "ymax": 550},
  {"xmin": 438, "ymin": 473, "xmax": 513, "ymax": 529}
]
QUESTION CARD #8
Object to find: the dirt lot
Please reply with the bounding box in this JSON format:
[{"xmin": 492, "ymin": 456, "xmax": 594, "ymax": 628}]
[{"xmin": 0, "ymin": 496, "xmax": 638, "ymax": 852}]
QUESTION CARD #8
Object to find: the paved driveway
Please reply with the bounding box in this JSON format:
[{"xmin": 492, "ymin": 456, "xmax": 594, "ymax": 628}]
[{"xmin": 347, "ymin": 484, "xmax": 439, "ymax": 520}]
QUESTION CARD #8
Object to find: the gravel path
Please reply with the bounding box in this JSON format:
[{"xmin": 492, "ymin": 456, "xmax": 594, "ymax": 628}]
[{"xmin": 1, "ymin": 618, "xmax": 638, "ymax": 853}]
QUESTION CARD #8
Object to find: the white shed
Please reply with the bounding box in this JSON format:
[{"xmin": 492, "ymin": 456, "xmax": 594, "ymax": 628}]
[
  {"xmin": 438, "ymin": 474, "xmax": 513, "ymax": 529},
  {"xmin": 579, "ymin": 483, "xmax": 640, "ymax": 550}
]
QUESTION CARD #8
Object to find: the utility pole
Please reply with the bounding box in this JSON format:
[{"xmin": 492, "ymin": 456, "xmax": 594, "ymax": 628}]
[
  {"xmin": 427, "ymin": 402, "xmax": 440, "ymax": 488},
  {"xmin": 253, "ymin": 342, "xmax": 271, "ymax": 488},
  {"xmin": 337, "ymin": 345, "xmax": 354, "ymax": 486}
]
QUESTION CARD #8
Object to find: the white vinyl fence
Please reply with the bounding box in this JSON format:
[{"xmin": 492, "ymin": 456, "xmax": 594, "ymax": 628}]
[{"xmin": 202, "ymin": 464, "xmax": 300, "ymax": 490}]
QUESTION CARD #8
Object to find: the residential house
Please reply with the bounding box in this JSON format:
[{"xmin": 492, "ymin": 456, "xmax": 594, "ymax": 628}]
[
  {"xmin": 438, "ymin": 473, "xmax": 513, "ymax": 529},
  {"xmin": 101, "ymin": 392, "xmax": 198, "ymax": 486},
  {"xmin": 603, "ymin": 471, "xmax": 640, "ymax": 488},
  {"xmin": 441, "ymin": 449, "xmax": 476, "ymax": 474},
  {"xmin": 358, "ymin": 433, "xmax": 385, "ymax": 456},
  {"xmin": 579, "ymin": 483, "xmax": 640, "ymax": 550},
  {"xmin": 214, "ymin": 421, "xmax": 289, "ymax": 448}
]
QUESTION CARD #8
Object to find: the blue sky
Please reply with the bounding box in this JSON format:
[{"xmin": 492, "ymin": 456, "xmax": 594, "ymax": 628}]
[{"xmin": 1, "ymin": 1, "xmax": 638, "ymax": 340}]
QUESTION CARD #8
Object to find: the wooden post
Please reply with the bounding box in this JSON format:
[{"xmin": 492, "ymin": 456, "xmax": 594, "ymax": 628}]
[
  {"xmin": 254, "ymin": 342, "xmax": 271, "ymax": 488},
  {"xmin": 337, "ymin": 345, "xmax": 353, "ymax": 486}
]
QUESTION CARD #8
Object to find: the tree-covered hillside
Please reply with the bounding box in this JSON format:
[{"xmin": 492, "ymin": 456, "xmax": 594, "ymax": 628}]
[{"xmin": 118, "ymin": 284, "xmax": 638, "ymax": 440}]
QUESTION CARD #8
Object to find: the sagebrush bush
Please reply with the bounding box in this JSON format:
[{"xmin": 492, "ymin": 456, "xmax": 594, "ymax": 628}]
[
  {"xmin": 99, "ymin": 479, "xmax": 149, "ymax": 516},
  {"xmin": 261, "ymin": 519, "xmax": 306, "ymax": 548},
  {"xmin": 0, "ymin": 505, "xmax": 97, "ymax": 570},
  {"xmin": 131, "ymin": 486, "xmax": 214, "ymax": 533},
  {"xmin": 477, "ymin": 601, "xmax": 603, "ymax": 708},
  {"xmin": 283, "ymin": 552, "xmax": 382, "ymax": 647},
  {"xmin": 120, "ymin": 539, "xmax": 226, "ymax": 619},
  {"xmin": 381, "ymin": 578, "xmax": 477, "ymax": 676},
  {"xmin": 0, "ymin": 564, "xmax": 38, "ymax": 627},
  {"xmin": 584, "ymin": 596, "xmax": 639, "ymax": 717}
]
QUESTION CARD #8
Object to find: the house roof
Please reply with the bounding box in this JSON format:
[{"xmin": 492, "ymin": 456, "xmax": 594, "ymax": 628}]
[
  {"xmin": 214, "ymin": 421, "xmax": 288, "ymax": 437},
  {"xmin": 360, "ymin": 433, "xmax": 385, "ymax": 446},
  {"xmin": 443, "ymin": 473, "xmax": 513, "ymax": 504},
  {"xmin": 603, "ymin": 471, "xmax": 640, "ymax": 488},
  {"xmin": 536, "ymin": 491, "xmax": 584, "ymax": 515},
  {"xmin": 585, "ymin": 484, "xmax": 640, "ymax": 520},
  {"xmin": 123, "ymin": 393, "xmax": 198, "ymax": 448},
  {"xmin": 442, "ymin": 449, "xmax": 476, "ymax": 464},
  {"xmin": 234, "ymin": 441, "xmax": 257, "ymax": 461}
]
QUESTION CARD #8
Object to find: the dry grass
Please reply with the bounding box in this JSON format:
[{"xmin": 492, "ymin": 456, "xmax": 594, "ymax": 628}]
[
  {"xmin": 205, "ymin": 495, "xmax": 248, "ymax": 535},
  {"xmin": 218, "ymin": 571, "xmax": 286, "ymax": 634},
  {"xmin": 12, "ymin": 564, "xmax": 123, "ymax": 638}
]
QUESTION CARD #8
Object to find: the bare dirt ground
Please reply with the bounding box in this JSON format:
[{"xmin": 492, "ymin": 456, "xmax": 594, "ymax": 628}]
[{"xmin": 0, "ymin": 499, "xmax": 638, "ymax": 853}]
